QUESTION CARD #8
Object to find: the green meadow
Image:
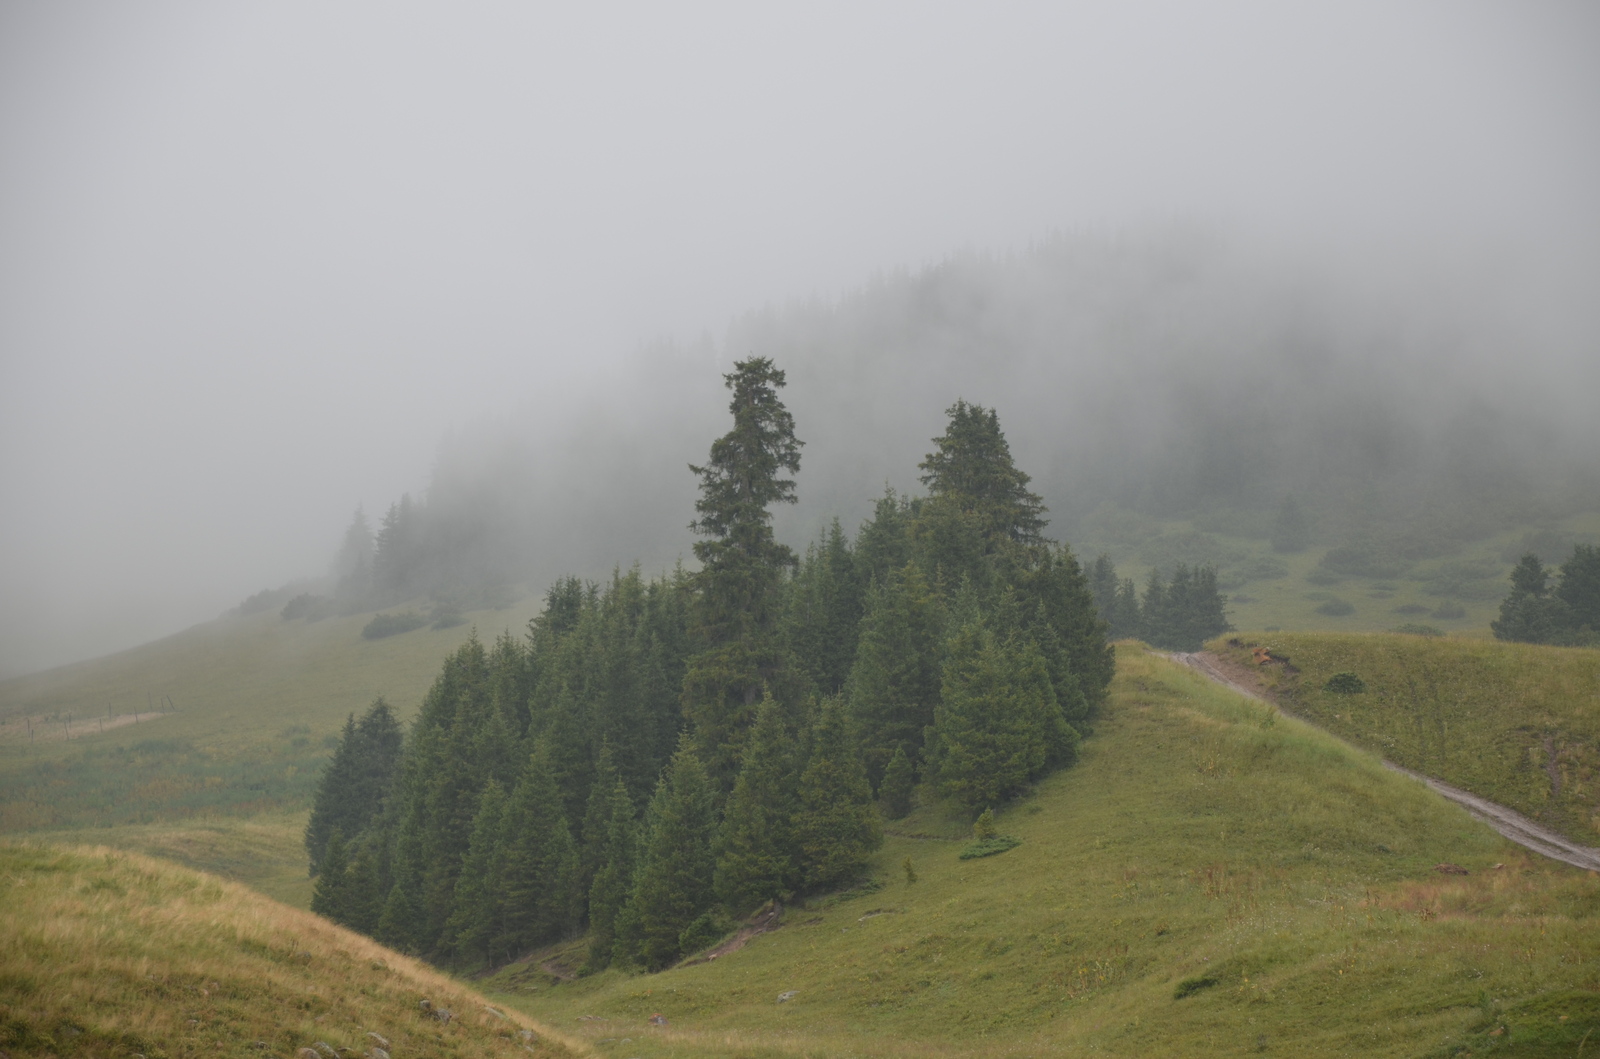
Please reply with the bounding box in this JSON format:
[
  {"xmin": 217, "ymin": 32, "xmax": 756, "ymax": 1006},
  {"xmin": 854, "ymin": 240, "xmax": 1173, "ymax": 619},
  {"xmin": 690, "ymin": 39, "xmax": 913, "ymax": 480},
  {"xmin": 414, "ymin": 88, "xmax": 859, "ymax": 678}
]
[
  {"xmin": 0, "ymin": 596, "xmax": 542, "ymax": 836},
  {"xmin": 481, "ymin": 647, "xmax": 1600, "ymax": 1058},
  {"xmin": 1212, "ymin": 631, "xmax": 1600, "ymax": 847}
]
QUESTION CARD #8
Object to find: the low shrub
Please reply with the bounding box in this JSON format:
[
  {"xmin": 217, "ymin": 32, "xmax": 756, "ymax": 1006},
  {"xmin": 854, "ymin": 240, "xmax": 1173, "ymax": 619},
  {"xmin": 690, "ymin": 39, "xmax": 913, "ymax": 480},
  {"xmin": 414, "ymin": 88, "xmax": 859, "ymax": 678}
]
[
  {"xmin": 361, "ymin": 612, "xmax": 428, "ymax": 639},
  {"xmin": 1316, "ymin": 598, "xmax": 1356, "ymax": 616},
  {"xmin": 281, "ymin": 593, "xmax": 334, "ymax": 621},
  {"xmin": 1323, "ymin": 672, "xmax": 1366, "ymax": 694},
  {"xmin": 1432, "ymin": 602, "xmax": 1467, "ymax": 620},
  {"xmin": 1392, "ymin": 602, "xmax": 1431, "ymax": 615},
  {"xmin": 959, "ymin": 836, "xmax": 1021, "ymax": 860}
]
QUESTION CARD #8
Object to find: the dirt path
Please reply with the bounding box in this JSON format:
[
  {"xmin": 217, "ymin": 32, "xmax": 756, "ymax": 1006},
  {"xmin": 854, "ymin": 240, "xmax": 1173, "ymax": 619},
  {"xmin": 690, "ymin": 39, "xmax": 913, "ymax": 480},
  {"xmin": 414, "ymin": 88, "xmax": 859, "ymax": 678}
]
[
  {"xmin": 0, "ymin": 710, "xmax": 168, "ymax": 743},
  {"xmin": 1168, "ymin": 651, "xmax": 1600, "ymax": 873}
]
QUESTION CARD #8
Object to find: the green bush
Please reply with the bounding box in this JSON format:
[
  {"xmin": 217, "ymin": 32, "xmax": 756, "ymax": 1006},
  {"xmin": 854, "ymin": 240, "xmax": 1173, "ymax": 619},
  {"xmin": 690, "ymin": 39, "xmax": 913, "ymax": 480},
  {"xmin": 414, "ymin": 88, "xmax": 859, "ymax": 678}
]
[
  {"xmin": 1392, "ymin": 603, "xmax": 1431, "ymax": 615},
  {"xmin": 361, "ymin": 612, "xmax": 428, "ymax": 639},
  {"xmin": 1432, "ymin": 602, "xmax": 1467, "ymax": 620},
  {"xmin": 1315, "ymin": 598, "xmax": 1355, "ymax": 617},
  {"xmin": 1323, "ymin": 672, "xmax": 1366, "ymax": 694},
  {"xmin": 281, "ymin": 593, "xmax": 334, "ymax": 621},
  {"xmin": 958, "ymin": 835, "xmax": 1021, "ymax": 860}
]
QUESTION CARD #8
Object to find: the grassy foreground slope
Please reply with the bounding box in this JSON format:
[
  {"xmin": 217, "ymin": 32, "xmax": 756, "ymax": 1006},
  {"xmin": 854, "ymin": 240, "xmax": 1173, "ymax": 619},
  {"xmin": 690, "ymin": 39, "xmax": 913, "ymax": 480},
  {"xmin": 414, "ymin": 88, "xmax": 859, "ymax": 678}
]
[
  {"xmin": 0, "ymin": 842, "xmax": 587, "ymax": 1059},
  {"xmin": 0, "ymin": 596, "xmax": 540, "ymax": 836},
  {"xmin": 1212, "ymin": 633, "xmax": 1600, "ymax": 846},
  {"xmin": 494, "ymin": 647, "xmax": 1600, "ymax": 1059}
]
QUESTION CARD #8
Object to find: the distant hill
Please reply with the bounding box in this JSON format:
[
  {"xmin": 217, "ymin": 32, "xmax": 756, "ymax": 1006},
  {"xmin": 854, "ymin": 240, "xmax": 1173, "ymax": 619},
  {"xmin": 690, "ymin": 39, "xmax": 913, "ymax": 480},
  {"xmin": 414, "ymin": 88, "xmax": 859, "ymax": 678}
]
[{"xmin": 0, "ymin": 842, "xmax": 582, "ymax": 1059}]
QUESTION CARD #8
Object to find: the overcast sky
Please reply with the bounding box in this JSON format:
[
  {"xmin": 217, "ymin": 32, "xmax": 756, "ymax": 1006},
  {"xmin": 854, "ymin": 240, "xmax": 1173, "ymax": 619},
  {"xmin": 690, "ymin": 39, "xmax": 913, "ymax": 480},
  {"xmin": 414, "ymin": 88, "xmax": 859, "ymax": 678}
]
[{"xmin": 1, "ymin": 2, "xmax": 1597, "ymax": 677}]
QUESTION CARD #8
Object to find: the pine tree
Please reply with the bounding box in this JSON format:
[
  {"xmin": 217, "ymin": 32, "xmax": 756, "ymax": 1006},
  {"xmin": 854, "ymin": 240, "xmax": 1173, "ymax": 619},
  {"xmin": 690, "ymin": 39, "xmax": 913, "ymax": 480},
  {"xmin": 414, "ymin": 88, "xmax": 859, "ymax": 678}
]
[
  {"xmin": 1556, "ymin": 544, "xmax": 1600, "ymax": 635},
  {"xmin": 794, "ymin": 696, "xmax": 881, "ymax": 892},
  {"xmin": 310, "ymin": 830, "xmax": 353, "ymax": 924},
  {"xmin": 445, "ymin": 779, "xmax": 507, "ymax": 964},
  {"xmin": 496, "ymin": 741, "xmax": 579, "ymax": 959},
  {"xmin": 333, "ymin": 506, "xmax": 374, "ymax": 602},
  {"xmin": 305, "ymin": 697, "xmax": 403, "ymax": 875},
  {"xmin": 879, "ymin": 745, "xmax": 915, "ymax": 820},
  {"xmin": 617, "ymin": 741, "xmax": 718, "ymax": 971},
  {"xmin": 682, "ymin": 357, "xmax": 805, "ymax": 791},
  {"xmin": 584, "ymin": 778, "xmax": 638, "ymax": 971},
  {"xmin": 714, "ymin": 695, "xmax": 800, "ymax": 914},
  {"xmin": 929, "ymin": 614, "xmax": 1064, "ymax": 810},
  {"xmin": 847, "ymin": 561, "xmax": 946, "ymax": 789},
  {"xmin": 1492, "ymin": 553, "xmax": 1576, "ymax": 644}
]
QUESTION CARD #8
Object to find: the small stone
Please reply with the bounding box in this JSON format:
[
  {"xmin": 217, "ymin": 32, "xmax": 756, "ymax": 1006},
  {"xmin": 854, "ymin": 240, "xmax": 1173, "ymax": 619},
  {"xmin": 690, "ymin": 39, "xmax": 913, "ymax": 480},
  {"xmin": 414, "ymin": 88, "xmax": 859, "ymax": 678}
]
[
  {"xmin": 418, "ymin": 999, "xmax": 431, "ymax": 1012},
  {"xmin": 296, "ymin": 1050, "xmax": 319, "ymax": 1059},
  {"xmin": 313, "ymin": 1041, "xmax": 337, "ymax": 1057},
  {"xmin": 647, "ymin": 1014, "xmax": 668, "ymax": 1026},
  {"xmin": 366, "ymin": 1034, "xmax": 389, "ymax": 1049},
  {"xmin": 253, "ymin": 1041, "xmax": 270, "ymax": 1049},
  {"xmin": 776, "ymin": 991, "xmax": 798, "ymax": 1003},
  {"xmin": 432, "ymin": 1010, "xmax": 453, "ymax": 1025},
  {"xmin": 368, "ymin": 1049, "xmax": 390, "ymax": 1059}
]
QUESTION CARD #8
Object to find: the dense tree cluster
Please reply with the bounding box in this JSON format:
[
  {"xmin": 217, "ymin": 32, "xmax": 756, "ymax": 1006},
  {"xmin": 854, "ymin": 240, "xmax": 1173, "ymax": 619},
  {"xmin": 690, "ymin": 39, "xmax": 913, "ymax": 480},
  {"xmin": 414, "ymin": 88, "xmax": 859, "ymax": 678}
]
[
  {"xmin": 1492, "ymin": 546, "xmax": 1600, "ymax": 646},
  {"xmin": 1089, "ymin": 556, "xmax": 1231, "ymax": 651},
  {"xmin": 306, "ymin": 358, "xmax": 1111, "ymax": 975}
]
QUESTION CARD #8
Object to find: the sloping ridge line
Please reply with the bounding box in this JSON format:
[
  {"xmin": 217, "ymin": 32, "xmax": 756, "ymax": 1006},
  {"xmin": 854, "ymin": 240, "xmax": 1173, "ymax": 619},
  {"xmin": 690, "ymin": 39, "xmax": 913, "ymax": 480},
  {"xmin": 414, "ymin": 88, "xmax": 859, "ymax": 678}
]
[{"xmin": 1168, "ymin": 650, "xmax": 1600, "ymax": 873}]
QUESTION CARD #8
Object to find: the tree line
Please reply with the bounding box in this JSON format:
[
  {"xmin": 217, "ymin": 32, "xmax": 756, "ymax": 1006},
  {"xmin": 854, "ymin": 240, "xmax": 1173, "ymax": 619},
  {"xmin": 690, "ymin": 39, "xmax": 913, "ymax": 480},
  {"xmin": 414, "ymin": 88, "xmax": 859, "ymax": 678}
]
[
  {"xmin": 1492, "ymin": 546, "xmax": 1600, "ymax": 647},
  {"xmin": 1086, "ymin": 556, "xmax": 1231, "ymax": 651},
  {"xmin": 305, "ymin": 358, "xmax": 1113, "ymax": 974}
]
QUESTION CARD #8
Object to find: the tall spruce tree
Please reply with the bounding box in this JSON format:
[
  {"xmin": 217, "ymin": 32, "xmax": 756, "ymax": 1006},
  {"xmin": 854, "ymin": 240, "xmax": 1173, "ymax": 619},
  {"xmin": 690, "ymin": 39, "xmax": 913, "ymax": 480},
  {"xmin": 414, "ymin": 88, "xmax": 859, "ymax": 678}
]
[
  {"xmin": 305, "ymin": 697, "xmax": 403, "ymax": 875},
  {"xmin": 496, "ymin": 740, "xmax": 579, "ymax": 959},
  {"xmin": 714, "ymin": 695, "xmax": 800, "ymax": 914},
  {"xmin": 445, "ymin": 779, "xmax": 507, "ymax": 963},
  {"xmin": 794, "ymin": 696, "xmax": 881, "ymax": 891},
  {"xmin": 682, "ymin": 357, "xmax": 804, "ymax": 790},
  {"xmin": 617, "ymin": 741, "xmax": 718, "ymax": 971},
  {"xmin": 584, "ymin": 777, "xmax": 639, "ymax": 971},
  {"xmin": 1493, "ymin": 553, "xmax": 1576, "ymax": 644},
  {"xmin": 1556, "ymin": 544, "xmax": 1600, "ymax": 635}
]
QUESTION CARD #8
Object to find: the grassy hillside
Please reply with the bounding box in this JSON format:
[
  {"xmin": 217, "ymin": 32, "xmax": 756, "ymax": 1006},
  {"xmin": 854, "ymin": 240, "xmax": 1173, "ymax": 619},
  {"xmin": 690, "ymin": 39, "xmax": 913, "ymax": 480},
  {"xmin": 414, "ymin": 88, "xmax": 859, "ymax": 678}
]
[
  {"xmin": 0, "ymin": 595, "xmax": 542, "ymax": 835},
  {"xmin": 1211, "ymin": 632, "xmax": 1600, "ymax": 847},
  {"xmin": 482, "ymin": 647, "xmax": 1600, "ymax": 1058},
  {"xmin": 0, "ymin": 842, "xmax": 586, "ymax": 1059}
]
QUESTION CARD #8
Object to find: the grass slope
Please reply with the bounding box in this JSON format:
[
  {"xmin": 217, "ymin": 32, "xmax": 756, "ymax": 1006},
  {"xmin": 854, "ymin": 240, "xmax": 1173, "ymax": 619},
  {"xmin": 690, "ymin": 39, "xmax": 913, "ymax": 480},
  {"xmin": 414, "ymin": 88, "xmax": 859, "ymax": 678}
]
[
  {"xmin": 0, "ymin": 842, "xmax": 587, "ymax": 1059},
  {"xmin": 0, "ymin": 596, "xmax": 541, "ymax": 836},
  {"xmin": 1212, "ymin": 632, "xmax": 1600, "ymax": 847},
  {"xmin": 489, "ymin": 647, "xmax": 1600, "ymax": 1058}
]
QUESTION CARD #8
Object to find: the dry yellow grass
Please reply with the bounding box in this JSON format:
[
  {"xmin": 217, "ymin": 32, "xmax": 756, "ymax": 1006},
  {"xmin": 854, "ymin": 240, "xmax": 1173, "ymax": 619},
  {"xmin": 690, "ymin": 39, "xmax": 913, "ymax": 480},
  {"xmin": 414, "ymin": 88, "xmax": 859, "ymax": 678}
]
[{"xmin": 0, "ymin": 842, "xmax": 589, "ymax": 1059}]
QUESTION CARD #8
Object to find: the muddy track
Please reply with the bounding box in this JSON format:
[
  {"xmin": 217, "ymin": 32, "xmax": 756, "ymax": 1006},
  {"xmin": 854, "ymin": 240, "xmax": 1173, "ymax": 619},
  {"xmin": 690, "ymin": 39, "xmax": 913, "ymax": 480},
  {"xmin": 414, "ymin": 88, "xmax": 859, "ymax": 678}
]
[{"xmin": 1168, "ymin": 651, "xmax": 1600, "ymax": 873}]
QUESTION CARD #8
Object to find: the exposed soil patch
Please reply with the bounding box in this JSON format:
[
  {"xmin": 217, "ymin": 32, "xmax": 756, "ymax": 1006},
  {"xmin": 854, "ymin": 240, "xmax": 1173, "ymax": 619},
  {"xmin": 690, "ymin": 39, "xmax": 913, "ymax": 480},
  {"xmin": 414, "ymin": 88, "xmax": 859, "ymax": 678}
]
[
  {"xmin": 1169, "ymin": 651, "xmax": 1600, "ymax": 873},
  {"xmin": 683, "ymin": 902, "xmax": 784, "ymax": 966}
]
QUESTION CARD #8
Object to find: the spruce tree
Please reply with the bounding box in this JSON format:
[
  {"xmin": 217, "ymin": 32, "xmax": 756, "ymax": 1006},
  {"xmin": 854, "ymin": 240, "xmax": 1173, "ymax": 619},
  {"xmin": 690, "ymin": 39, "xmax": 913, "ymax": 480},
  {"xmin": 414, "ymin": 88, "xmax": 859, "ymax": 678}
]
[
  {"xmin": 714, "ymin": 695, "xmax": 800, "ymax": 914},
  {"xmin": 682, "ymin": 356, "xmax": 804, "ymax": 790},
  {"xmin": 794, "ymin": 696, "xmax": 881, "ymax": 892},
  {"xmin": 618, "ymin": 741, "xmax": 718, "ymax": 971},
  {"xmin": 305, "ymin": 697, "xmax": 403, "ymax": 875},
  {"xmin": 496, "ymin": 741, "xmax": 579, "ymax": 959},
  {"xmin": 930, "ymin": 613, "xmax": 1064, "ymax": 810},
  {"xmin": 446, "ymin": 779, "xmax": 507, "ymax": 963},
  {"xmin": 1556, "ymin": 544, "xmax": 1600, "ymax": 635},
  {"xmin": 879, "ymin": 745, "xmax": 915, "ymax": 820},
  {"xmin": 847, "ymin": 561, "xmax": 946, "ymax": 788},
  {"xmin": 585, "ymin": 778, "xmax": 638, "ymax": 971},
  {"xmin": 1493, "ymin": 553, "xmax": 1576, "ymax": 644},
  {"xmin": 310, "ymin": 830, "xmax": 353, "ymax": 924}
]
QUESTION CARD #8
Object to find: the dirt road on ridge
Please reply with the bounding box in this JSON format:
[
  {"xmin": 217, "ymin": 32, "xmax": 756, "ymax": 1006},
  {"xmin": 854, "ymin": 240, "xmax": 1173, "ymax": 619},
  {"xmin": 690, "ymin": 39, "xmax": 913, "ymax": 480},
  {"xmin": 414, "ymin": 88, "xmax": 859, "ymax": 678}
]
[{"xmin": 1168, "ymin": 650, "xmax": 1600, "ymax": 873}]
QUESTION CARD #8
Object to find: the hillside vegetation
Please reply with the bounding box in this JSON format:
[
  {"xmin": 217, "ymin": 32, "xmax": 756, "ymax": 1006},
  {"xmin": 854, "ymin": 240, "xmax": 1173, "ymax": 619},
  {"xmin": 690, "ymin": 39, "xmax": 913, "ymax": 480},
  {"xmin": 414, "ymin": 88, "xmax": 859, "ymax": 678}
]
[
  {"xmin": 483, "ymin": 647, "xmax": 1600, "ymax": 1059},
  {"xmin": 0, "ymin": 842, "xmax": 583, "ymax": 1059},
  {"xmin": 0, "ymin": 595, "xmax": 542, "ymax": 835},
  {"xmin": 1211, "ymin": 632, "xmax": 1600, "ymax": 846}
]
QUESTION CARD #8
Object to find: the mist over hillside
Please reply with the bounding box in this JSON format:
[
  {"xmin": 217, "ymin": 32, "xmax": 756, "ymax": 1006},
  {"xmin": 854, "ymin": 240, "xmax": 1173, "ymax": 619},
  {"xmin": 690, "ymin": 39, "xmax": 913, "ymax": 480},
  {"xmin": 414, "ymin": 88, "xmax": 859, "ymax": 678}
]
[{"xmin": 364, "ymin": 230, "xmax": 1597, "ymax": 608}]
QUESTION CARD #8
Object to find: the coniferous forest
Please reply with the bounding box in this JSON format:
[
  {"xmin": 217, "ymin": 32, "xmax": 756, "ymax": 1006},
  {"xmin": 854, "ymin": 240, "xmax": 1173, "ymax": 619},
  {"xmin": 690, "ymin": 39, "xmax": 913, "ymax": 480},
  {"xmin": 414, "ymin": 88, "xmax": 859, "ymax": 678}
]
[{"xmin": 306, "ymin": 358, "xmax": 1113, "ymax": 972}]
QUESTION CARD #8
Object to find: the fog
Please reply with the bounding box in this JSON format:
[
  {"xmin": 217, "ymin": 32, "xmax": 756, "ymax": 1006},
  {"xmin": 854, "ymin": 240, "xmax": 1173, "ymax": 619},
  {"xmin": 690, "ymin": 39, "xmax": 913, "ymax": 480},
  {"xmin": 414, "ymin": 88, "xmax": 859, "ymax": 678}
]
[{"xmin": 1, "ymin": 2, "xmax": 1597, "ymax": 677}]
